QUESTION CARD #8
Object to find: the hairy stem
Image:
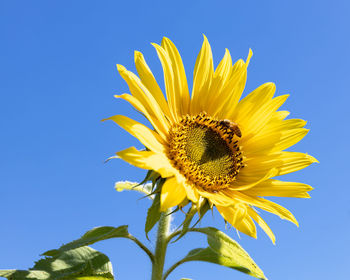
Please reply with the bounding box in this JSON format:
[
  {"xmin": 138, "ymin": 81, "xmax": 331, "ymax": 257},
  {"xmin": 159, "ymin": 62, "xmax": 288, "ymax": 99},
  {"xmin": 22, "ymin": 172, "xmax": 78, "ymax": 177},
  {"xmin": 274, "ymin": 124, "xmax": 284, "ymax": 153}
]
[{"xmin": 151, "ymin": 209, "xmax": 172, "ymax": 280}]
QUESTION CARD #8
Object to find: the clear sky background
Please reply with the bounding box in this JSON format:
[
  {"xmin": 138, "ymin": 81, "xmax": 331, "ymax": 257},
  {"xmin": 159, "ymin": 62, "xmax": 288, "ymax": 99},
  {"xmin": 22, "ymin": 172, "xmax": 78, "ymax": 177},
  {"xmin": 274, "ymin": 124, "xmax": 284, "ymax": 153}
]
[{"xmin": 1, "ymin": 1, "xmax": 349, "ymax": 279}]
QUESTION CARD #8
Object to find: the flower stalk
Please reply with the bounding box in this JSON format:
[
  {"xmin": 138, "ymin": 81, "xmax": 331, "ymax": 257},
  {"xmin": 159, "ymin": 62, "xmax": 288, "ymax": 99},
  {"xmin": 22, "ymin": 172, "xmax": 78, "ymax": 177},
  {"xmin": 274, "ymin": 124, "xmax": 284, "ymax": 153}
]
[{"xmin": 151, "ymin": 209, "xmax": 172, "ymax": 280}]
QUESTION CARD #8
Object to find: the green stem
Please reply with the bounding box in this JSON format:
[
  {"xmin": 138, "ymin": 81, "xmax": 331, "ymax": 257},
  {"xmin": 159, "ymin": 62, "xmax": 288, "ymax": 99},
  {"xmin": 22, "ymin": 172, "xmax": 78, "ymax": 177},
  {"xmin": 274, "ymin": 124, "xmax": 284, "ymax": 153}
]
[
  {"xmin": 151, "ymin": 209, "xmax": 172, "ymax": 280},
  {"xmin": 166, "ymin": 229, "xmax": 181, "ymax": 243},
  {"xmin": 162, "ymin": 258, "xmax": 187, "ymax": 280},
  {"xmin": 127, "ymin": 234, "xmax": 154, "ymax": 263}
]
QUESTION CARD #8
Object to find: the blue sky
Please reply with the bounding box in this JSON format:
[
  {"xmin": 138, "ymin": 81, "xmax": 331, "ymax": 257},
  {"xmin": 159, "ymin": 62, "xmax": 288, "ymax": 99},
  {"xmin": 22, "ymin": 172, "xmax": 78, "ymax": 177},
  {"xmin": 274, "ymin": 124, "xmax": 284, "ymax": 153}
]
[{"xmin": 1, "ymin": 0, "xmax": 349, "ymax": 279}]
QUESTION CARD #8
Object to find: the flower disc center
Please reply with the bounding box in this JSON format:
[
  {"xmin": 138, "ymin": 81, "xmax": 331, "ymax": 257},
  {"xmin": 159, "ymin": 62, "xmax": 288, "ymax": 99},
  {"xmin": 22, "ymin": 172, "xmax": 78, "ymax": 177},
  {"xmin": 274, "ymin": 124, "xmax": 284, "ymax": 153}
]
[
  {"xmin": 185, "ymin": 125, "xmax": 234, "ymax": 178},
  {"xmin": 167, "ymin": 113, "xmax": 243, "ymax": 192}
]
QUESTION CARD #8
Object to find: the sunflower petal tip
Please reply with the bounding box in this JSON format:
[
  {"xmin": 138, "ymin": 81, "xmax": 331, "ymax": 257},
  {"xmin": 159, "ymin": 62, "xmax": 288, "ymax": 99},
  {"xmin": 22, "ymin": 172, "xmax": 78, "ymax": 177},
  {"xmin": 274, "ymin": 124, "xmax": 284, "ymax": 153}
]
[
  {"xmin": 304, "ymin": 192, "xmax": 311, "ymax": 198},
  {"xmin": 248, "ymin": 48, "xmax": 253, "ymax": 58},
  {"xmin": 245, "ymin": 48, "xmax": 253, "ymax": 65},
  {"xmin": 161, "ymin": 36, "xmax": 170, "ymax": 45},
  {"xmin": 151, "ymin": 42, "xmax": 165, "ymax": 54},
  {"xmin": 308, "ymin": 154, "xmax": 319, "ymax": 163},
  {"xmin": 301, "ymin": 119, "xmax": 308, "ymax": 127},
  {"xmin": 201, "ymin": 34, "xmax": 210, "ymax": 46},
  {"xmin": 116, "ymin": 64, "xmax": 126, "ymax": 72},
  {"xmin": 264, "ymin": 82, "xmax": 276, "ymax": 91},
  {"xmin": 160, "ymin": 37, "xmax": 166, "ymax": 47},
  {"xmin": 134, "ymin": 50, "xmax": 142, "ymax": 58}
]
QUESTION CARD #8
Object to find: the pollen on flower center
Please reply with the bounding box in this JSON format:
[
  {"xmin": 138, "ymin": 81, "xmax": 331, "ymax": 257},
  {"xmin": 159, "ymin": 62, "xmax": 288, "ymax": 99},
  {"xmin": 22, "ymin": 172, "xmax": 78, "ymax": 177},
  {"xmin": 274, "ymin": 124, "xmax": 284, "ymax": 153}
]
[{"xmin": 167, "ymin": 113, "xmax": 244, "ymax": 192}]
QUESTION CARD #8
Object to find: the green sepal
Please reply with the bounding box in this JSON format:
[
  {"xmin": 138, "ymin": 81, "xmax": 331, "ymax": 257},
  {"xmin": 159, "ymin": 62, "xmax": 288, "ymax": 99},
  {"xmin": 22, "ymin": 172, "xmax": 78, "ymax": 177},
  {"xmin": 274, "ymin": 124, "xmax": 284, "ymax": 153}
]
[
  {"xmin": 139, "ymin": 170, "xmax": 160, "ymax": 192},
  {"xmin": 187, "ymin": 227, "xmax": 266, "ymax": 279},
  {"xmin": 145, "ymin": 191, "xmax": 161, "ymax": 240},
  {"xmin": 43, "ymin": 226, "xmax": 129, "ymax": 257},
  {"xmin": 173, "ymin": 199, "xmax": 212, "ymax": 243},
  {"xmin": 144, "ymin": 178, "xmax": 169, "ymax": 239},
  {"xmin": 195, "ymin": 200, "xmax": 211, "ymax": 224},
  {"xmin": 172, "ymin": 205, "xmax": 197, "ymax": 243},
  {"xmin": 0, "ymin": 246, "xmax": 114, "ymax": 280}
]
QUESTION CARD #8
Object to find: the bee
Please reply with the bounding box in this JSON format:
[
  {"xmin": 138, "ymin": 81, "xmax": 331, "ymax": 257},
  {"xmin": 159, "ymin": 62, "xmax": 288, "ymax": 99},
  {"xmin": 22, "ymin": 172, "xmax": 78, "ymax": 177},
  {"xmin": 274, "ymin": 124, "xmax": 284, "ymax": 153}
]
[{"xmin": 219, "ymin": 119, "xmax": 242, "ymax": 138}]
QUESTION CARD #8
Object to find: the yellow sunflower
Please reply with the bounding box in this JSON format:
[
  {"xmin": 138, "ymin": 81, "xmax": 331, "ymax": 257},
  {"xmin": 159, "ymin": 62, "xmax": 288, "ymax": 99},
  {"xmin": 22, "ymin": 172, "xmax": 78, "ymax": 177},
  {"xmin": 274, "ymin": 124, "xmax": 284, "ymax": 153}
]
[{"xmin": 105, "ymin": 36, "xmax": 317, "ymax": 244}]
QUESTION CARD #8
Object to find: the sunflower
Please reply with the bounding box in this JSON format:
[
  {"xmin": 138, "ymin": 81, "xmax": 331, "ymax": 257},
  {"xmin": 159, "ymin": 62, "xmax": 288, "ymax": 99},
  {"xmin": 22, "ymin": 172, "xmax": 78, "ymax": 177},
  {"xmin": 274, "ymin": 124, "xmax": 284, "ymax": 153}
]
[{"xmin": 105, "ymin": 36, "xmax": 317, "ymax": 243}]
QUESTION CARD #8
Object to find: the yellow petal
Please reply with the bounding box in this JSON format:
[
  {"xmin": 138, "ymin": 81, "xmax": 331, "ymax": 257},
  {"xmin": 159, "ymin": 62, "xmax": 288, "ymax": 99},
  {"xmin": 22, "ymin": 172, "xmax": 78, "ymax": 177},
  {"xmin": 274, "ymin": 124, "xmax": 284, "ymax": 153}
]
[
  {"xmin": 217, "ymin": 203, "xmax": 247, "ymax": 225},
  {"xmin": 272, "ymin": 110, "xmax": 290, "ymax": 121},
  {"xmin": 117, "ymin": 64, "xmax": 170, "ymax": 137},
  {"xmin": 103, "ymin": 115, "xmax": 164, "ymax": 153},
  {"xmin": 182, "ymin": 183, "xmax": 200, "ymax": 203},
  {"xmin": 213, "ymin": 49, "xmax": 233, "ymax": 88},
  {"xmin": 151, "ymin": 43, "xmax": 179, "ymax": 121},
  {"xmin": 243, "ymin": 128, "xmax": 309, "ymax": 156},
  {"xmin": 115, "ymin": 93, "xmax": 144, "ymax": 112},
  {"xmin": 161, "ymin": 37, "xmax": 190, "ymax": 115},
  {"xmin": 227, "ymin": 191, "xmax": 299, "ymax": 226},
  {"xmin": 230, "ymin": 82, "xmax": 276, "ymax": 134},
  {"xmin": 190, "ymin": 35, "xmax": 214, "ymax": 115},
  {"xmin": 116, "ymin": 147, "xmax": 176, "ymax": 178},
  {"xmin": 241, "ymin": 94, "xmax": 290, "ymax": 139},
  {"xmin": 247, "ymin": 207, "xmax": 276, "ymax": 244},
  {"xmin": 230, "ymin": 168, "xmax": 279, "ymax": 190},
  {"xmin": 197, "ymin": 189, "xmax": 234, "ymax": 207},
  {"xmin": 276, "ymin": 152, "xmax": 318, "ymax": 175},
  {"xmin": 114, "ymin": 93, "xmax": 169, "ymax": 140},
  {"xmin": 204, "ymin": 48, "xmax": 232, "ymax": 115},
  {"xmin": 217, "ymin": 204, "xmax": 257, "ymax": 238},
  {"xmin": 258, "ymin": 118, "xmax": 307, "ymax": 137},
  {"xmin": 134, "ymin": 51, "xmax": 171, "ymax": 119},
  {"xmin": 235, "ymin": 215, "xmax": 257, "ymax": 239},
  {"xmin": 217, "ymin": 49, "xmax": 253, "ymax": 119},
  {"xmin": 160, "ymin": 177, "xmax": 187, "ymax": 211},
  {"xmin": 240, "ymin": 151, "xmax": 318, "ymax": 178},
  {"xmin": 243, "ymin": 179, "xmax": 313, "ymax": 198}
]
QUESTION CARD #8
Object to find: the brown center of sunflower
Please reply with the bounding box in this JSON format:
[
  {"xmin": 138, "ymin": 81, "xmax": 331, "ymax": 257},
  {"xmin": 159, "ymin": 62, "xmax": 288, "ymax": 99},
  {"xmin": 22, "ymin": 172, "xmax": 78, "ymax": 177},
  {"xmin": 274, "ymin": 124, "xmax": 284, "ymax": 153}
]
[{"xmin": 167, "ymin": 112, "xmax": 244, "ymax": 192}]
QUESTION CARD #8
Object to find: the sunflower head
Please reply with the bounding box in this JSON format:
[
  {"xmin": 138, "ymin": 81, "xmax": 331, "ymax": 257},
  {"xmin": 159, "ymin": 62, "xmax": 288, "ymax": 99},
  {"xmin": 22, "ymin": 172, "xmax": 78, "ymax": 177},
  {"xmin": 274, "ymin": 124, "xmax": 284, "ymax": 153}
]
[
  {"xmin": 167, "ymin": 112, "xmax": 244, "ymax": 192},
  {"xmin": 105, "ymin": 36, "xmax": 317, "ymax": 243}
]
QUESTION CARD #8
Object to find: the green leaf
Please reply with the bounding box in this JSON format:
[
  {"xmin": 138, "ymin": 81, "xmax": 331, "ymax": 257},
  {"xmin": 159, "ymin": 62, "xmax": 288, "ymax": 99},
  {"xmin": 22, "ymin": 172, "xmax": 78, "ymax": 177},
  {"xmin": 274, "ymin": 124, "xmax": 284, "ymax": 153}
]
[
  {"xmin": 43, "ymin": 226, "xmax": 129, "ymax": 257},
  {"xmin": 71, "ymin": 277, "xmax": 113, "ymax": 280},
  {"xmin": 0, "ymin": 247, "xmax": 114, "ymax": 280},
  {"xmin": 187, "ymin": 227, "xmax": 266, "ymax": 279},
  {"xmin": 145, "ymin": 192, "xmax": 161, "ymax": 240},
  {"xmin": 34, "ymin": 246, "xmax": 113, "ymax": 279},
  {"xmin": 183, "ymin": 247, "xmax": 254, "ymax": 273},
  {"xmin": 0, "ymin": 270, "xmax": 50, "ymax": 279},
  {"xmin": 114, "ymin": 181, "xmax": 153, "ymax": 197}
]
